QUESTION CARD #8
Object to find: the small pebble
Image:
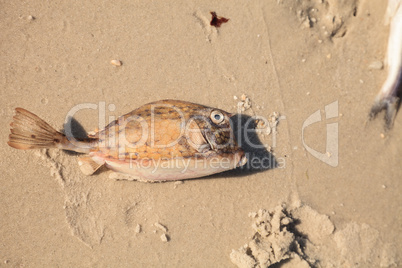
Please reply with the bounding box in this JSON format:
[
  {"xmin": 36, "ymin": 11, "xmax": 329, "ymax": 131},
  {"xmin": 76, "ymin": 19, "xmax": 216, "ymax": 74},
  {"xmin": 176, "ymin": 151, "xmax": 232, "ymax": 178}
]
[
  {"xmin": 326, "ymin": 54, "xmax": 331, "ymax": 59},
  {"xmin": 135, "ymin": 224, "xmax": 141, "ymax": 233},
  {"xmin": 303, "ymin": 18, "xmax": 311, "ymax": 28},
  {"xmin": 380, "ymin": 133, "xmax": 385, "ymax": 139},
  {"xmin": 240, "ymin": 94, "xmax": 247, "ymax": 101},
  {"xmin": 110, "ymin": 59, "xmax": 122, "ymax": 66},
  {"xmin": 301, "ymin": 58, "xmax": 306, "ymax": 62},
  {"xmin": 368, "ymin": 61, "xmax": 383, "ymax": 70},
  {"xmin": 318, "ymin": 39, "xmax": 323, "ymax": 44},
  {"xmin": 256, "ymin": 120, "xmax": 266, "ymax": 129},
  {"xmin": 281, "ymin": 217, "xmax": 291, "ymax": 225},
  {"xmin": 27, "ymin": 15, "xmax": 35, "ymax": 21},
  {"xmin": 160, "ymin": 234, "xmax": 169, "ymax": 242},
  {"xmin": 233, "ymin": 95, "xmax": 238, "ymax": 100},
  {"xmin": 382, "ymin": 184, "xmax": 386, "ymax": 189},
  {"xmin": 244, "ymin": 98, "xmax": 251, "ymax": 109},
  {"xmin": 269, "ymin": 112, "xmax": 280, "ymax": 123},
  {"xmin": 154, "ymin": 222, "xmax": 168, "ymax": 232}
]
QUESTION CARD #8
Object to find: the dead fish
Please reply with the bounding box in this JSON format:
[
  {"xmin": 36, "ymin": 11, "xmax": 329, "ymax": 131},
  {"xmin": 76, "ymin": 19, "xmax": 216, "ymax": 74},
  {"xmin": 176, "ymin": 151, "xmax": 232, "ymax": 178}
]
[
  {"xmin": 8, "ymin": 100, "xmax": 247, "ymax": 181},
  {"xmin": 369, "ymin": 0, "xmax": 402, "ymax": 129}
]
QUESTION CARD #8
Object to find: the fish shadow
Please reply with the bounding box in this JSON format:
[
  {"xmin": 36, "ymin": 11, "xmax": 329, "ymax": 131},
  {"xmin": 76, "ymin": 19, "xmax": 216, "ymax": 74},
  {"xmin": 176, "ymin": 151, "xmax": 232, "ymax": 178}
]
[
  {"xmin": 61, "ymin": 117, "xmax": 109, "ymax": 175},
  {"xmin": 206, "ymin": 114, "xmax": 277, "ymax": 180},
  {"xmin": 61, "ymin": 116, "xmax": 89, "ymax": 156}
]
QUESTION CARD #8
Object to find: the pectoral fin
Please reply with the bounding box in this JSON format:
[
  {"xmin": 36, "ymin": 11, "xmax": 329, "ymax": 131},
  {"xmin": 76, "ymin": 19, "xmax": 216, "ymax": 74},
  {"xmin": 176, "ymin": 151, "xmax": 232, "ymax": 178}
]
[
  {"xmin": 186, "ymin": 120, "xmax": 211, "ymax": 153},
  {"xmin": 78, "ymin": 156, "xmax": 103, "ymax": 175}
]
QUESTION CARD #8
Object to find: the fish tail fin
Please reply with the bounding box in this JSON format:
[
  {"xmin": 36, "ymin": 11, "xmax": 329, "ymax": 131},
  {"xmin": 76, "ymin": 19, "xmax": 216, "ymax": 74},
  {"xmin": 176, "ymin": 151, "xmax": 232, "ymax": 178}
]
[{"xmin": 8, "ymin": 108, "xmax": 66, "ymax": 150}]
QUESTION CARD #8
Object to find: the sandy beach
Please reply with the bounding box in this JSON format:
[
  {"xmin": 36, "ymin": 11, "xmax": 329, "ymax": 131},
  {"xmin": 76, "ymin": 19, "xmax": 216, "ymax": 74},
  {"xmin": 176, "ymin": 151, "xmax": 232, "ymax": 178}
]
[{"xmin": 1, "ymin": 0, "xmax": 401, "ymax": 267}]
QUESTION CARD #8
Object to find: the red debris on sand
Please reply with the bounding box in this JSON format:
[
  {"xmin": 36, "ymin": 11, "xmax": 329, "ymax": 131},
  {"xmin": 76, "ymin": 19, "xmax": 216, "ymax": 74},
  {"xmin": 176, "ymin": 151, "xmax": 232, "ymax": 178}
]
[{"xmin": 210, "ymin": 12, "xmax": 229, "ymax": 28}]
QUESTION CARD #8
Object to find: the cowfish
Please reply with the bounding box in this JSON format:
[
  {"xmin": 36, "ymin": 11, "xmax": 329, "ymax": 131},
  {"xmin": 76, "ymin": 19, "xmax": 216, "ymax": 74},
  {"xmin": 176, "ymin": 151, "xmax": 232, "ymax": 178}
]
[{"xmin": 8, "ymin": 100, "xmax": 247, "ymax": 181}]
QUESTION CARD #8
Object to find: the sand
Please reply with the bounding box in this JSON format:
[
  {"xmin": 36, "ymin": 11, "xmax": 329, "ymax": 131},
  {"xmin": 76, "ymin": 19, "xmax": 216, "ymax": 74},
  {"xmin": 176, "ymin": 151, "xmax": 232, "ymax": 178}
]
[{"xmin": 0, "ymin": 0, "xmax": 401, "ymax": 267}]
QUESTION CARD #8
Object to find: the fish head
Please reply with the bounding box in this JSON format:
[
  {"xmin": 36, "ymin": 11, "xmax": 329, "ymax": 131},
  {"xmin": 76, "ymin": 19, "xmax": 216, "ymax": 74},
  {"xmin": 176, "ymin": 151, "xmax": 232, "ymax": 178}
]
[
  {"xmin": 190, "ymin": 108, "xmax": 233, "ymax": 149},
  {"xmin": 185, "ymin": 106, "xmax": 247, "ymax": 167}
]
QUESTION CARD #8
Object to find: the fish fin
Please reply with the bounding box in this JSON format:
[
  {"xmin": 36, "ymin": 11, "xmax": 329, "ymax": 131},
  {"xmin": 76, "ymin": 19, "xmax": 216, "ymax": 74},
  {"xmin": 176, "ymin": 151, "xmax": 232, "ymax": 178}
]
[
  {"xmin": 78, "ymin": 156, "xmax": 103, "ymax": 175},
  {"xmin": 186, "ymin": 120, "xmax": 211, "ymax": 153},
  {"xmin": 8, "ymin": 108, "xmax": 65, "ymax": 150}
]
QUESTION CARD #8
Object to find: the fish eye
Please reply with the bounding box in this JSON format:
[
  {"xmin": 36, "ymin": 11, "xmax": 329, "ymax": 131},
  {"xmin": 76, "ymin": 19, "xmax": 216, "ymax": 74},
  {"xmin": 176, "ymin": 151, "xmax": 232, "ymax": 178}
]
[{"xmin": 210, "ymin": 110, "xmax": 225, "ymax": 124}]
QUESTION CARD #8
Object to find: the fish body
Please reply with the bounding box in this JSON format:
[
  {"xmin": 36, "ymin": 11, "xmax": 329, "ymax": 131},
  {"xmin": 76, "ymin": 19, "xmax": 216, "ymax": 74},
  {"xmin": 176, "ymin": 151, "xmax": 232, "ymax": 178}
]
[
  {"xmin": 369, "ymin": 0, "xmax": 402, "ymax": 128},
  {"xmin": 8, "ymin": 100, "xmax": 247, "ymax": 181}
]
